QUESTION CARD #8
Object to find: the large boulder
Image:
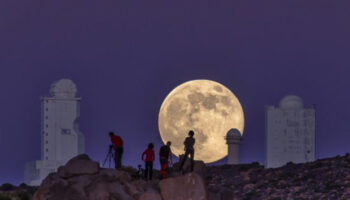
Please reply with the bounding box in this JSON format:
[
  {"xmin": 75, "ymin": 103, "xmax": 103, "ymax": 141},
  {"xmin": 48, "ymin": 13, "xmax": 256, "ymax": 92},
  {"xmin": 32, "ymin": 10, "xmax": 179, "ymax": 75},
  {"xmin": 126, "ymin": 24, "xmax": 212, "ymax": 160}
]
[
  {"xmin": 34, "ymin": 173, "xmax": 84, "ymax": 200},
  {"xmin": 138, "ymin": 189, "xmax": 162, "ymax": 200},
  {"xmin": 85, "ymin": 180, "xmax": 133, "ymax": 200},
  {"xmin": 159, "ymin": 172, "xmax": 207, "ymax": 200},
  {"xmin": 57, "ymin": 154, "xmax": 99, "ymax": 178},
  {"xmin": 34, "ymin": 154, "xmax": 139, "ymax": 200},
  {"xmin": 99, "ymin": 168, "xmax": 132, "ymax": 183},
  {"xmin": 172, "ymin": 157, "xmax": 207, "ymax": 176}
]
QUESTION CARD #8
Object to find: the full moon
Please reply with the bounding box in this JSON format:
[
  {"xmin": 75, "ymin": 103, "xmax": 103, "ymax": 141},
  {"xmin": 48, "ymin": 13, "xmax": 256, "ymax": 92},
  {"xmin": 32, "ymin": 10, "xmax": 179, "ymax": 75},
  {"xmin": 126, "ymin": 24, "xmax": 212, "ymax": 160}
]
[{"xmin": 158, "ymin": 80, "xmax": 244, "ymax": 163}]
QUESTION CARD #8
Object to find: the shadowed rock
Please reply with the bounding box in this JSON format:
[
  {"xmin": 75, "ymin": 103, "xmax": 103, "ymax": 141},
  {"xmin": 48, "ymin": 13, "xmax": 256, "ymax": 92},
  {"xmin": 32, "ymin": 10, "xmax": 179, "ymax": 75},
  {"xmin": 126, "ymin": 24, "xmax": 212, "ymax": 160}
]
[
  {"xmin": 34, "ymin": 154, "xmax": 143, "ymax": 200},
  {"xmin": 160, "ymin": 173, "xmax": 207, "ymax": 200},
  {"xmin": 172, "ymin": 156, "xmax": 207, "ymax": 176},
  {"xmin": 30, "ymin": 153, "xmax": 350, "ymax": 200},
  {"xmin": 138, "ymin": 189, "xmax": 162, "ymax": 200},
  {"xmin": 57, "ymin": 154, "xmax": 99, "ymax": 178}
]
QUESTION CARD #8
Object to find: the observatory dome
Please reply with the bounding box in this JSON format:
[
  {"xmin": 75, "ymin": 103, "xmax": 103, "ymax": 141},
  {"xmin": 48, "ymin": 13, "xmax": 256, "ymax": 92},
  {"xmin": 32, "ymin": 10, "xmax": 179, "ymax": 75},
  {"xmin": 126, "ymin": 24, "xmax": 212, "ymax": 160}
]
[
  {"xmin": 226, "ymin": 128, "xmax": 241, "ymax": 137},
  {"xmin": 279, "ymin": 95, "xmax": 303, "ymax": 109},
  {"xmin": 50, "ymin": 79, "xmax": 77, "ymax": 98}
]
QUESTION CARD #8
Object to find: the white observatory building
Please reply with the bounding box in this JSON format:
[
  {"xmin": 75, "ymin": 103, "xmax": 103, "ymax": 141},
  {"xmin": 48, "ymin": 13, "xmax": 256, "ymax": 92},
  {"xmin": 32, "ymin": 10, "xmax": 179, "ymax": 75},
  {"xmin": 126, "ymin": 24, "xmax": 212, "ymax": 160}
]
[
  {"xmin": 24, "ymin": 79, "xmax": 85, "ymax": 186},
  {"xmin": 265, "ymin": 95, "xmax": 315, "ymax": 168},
  {"xmin": 226, "ymin": 128, "xmax": 242, "ymax": 164}
]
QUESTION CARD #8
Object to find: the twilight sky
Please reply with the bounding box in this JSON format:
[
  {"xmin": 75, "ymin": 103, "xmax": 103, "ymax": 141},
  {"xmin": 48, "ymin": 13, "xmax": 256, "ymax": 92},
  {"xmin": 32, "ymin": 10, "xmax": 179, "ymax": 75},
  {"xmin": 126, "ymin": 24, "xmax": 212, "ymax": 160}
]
[{"xmin": 1, "ymin": 0, "xmax": 350, "ymax": 184}]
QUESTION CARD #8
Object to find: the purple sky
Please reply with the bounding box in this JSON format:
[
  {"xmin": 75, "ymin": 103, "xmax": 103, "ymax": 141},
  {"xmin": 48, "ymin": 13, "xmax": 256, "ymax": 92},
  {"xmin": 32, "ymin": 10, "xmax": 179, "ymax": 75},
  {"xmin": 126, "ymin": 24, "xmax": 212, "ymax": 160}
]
[{"xmin": 1, "ymin": 0, "xmax": 350, "ymax": 184}]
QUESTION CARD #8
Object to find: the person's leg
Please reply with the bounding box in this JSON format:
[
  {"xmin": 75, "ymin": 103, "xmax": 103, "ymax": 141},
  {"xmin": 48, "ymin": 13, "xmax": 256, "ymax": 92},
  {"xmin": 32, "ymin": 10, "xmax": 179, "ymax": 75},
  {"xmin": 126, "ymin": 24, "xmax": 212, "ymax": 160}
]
[
  {"xmin": 116, "ymin": 153, "xmax": 120, "ymax": 169},
  {"xmin": 114, "ymin": 154, "xmax": 118, "ymax": 169},
  {"xmin": 118, "ymin": 147, "xmax": 123, "ymax": 169},
  {"xmin": 190, "ymin": 151, "xmax": 194, "ymax": 172},
  {"xmin": 179, "ymin": 151, "xmax": 189, "ymax": 171},
  {"xmin": 144, "ymin": 162, "xmax": 149, "ymax": 180},
  {"xmin": 160, "ymin": 159, "xmax": 166, "ymax": 179},
  {"xmin": 163, "ymin": 161, "xmax": 168, "ymax": 179},
  {"xmin": 114, "ymin": 147, "xmax": 118, "ymax": 169},
  {"xmin": 149, "ymin": 162, "xmax": 153, "ymax": 180},
  {"xmin": 115, "ymin": 147, "xmax": 122, "ymax": 169}
]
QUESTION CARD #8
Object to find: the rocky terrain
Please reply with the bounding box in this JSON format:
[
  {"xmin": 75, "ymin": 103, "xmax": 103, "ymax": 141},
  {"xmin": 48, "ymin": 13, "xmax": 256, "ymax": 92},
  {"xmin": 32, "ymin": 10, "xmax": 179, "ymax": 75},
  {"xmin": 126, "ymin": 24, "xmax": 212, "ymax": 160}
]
[
  {"xmin": 33, "ymin": 154, "xmax": 206, "ymax": 200},
  {"xmin": 4, "ymin": 153, "xmax": 350, "ymax": 200},
  {"xmin": 0, "ymin": 183, "xmax": 37, "ymax": 200},
  {"xmin": 206, "ymin": 154, "xmax": 350, "ymax": 200}
]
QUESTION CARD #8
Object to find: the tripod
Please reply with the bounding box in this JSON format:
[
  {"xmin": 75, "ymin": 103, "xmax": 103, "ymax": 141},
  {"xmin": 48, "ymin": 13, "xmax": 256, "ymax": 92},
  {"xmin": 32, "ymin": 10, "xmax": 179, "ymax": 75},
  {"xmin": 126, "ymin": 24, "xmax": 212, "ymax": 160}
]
[{"xmin": 103, "ymin": 145, "xmax": 115, "ymax": 168}]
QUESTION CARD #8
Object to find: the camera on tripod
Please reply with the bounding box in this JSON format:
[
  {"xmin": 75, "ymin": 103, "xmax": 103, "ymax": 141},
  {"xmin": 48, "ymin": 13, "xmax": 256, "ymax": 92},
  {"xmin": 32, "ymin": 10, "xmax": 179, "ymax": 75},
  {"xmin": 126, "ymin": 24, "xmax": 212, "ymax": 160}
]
[{"xmin": 103, "ymin": 144, "xmax": 115, "ymax": 168}]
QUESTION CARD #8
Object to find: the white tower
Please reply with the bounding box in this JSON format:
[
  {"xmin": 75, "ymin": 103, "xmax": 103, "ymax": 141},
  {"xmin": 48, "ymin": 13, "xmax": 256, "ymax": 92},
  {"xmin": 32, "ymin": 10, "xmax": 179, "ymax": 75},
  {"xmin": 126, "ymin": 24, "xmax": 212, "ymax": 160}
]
[
  {"xmin": 24, "ymin": 79, "xmax": 85, "ymax": 186},
  {"xmin": 265, "ymin": 95, "xmax": 315, "ymax": 168},
  {"xmin": 226, "ymin": 128, "xmax": 242, "ymax": 164}
]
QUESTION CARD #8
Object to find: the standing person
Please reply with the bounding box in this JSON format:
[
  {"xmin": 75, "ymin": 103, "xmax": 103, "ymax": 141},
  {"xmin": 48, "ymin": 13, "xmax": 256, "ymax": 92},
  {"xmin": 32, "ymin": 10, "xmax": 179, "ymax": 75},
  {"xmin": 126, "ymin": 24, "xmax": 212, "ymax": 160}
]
[
  {"xmin": 179, "ymin": 130, "xmax": 195, "ymax": 172},
  {"xmin": 142, "ymin": 143, "xmax": 155, "ymax": 180},
  {"xmin": 109, "ymin": 132, "xmax": 124, "ymax": 169},
  {"xmin": 159, "ymin": 141, "xmax": 173, "ymax": 179}
]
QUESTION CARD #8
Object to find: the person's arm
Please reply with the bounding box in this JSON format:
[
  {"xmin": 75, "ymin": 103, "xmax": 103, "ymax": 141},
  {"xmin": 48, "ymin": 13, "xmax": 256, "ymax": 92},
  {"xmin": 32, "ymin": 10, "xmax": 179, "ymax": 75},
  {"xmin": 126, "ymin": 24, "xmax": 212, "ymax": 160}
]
[
  {"xmin": 120, "ymin": 137, "xmax": 124, "ymax": 146},
  {"xmin": 141, "ymin": 150, "xmax": 146, "ymax": 161},
  {"xmin": 169, "ymin": 150, "xmax": 173, "ymax": 165}
]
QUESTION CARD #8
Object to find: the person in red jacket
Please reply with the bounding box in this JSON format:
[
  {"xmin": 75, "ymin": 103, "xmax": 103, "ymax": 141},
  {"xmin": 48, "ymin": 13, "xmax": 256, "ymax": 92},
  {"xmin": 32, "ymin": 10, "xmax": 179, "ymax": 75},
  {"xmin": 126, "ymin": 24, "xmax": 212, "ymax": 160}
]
[
  {"xmin": 109, "ymin": 132, "xmax": 124, "ymax": 169},
  {"xmin": 142, "ymin": 143, "xmax": 155, "ymax": 180}
]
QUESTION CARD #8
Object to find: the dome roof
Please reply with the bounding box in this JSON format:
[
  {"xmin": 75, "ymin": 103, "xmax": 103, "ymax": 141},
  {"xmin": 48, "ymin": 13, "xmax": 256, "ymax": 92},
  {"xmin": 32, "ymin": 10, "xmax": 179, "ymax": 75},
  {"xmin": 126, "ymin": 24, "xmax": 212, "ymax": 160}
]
[
  {"xmin": 50, "ymin": 79, "xmax": 77, "ymax": 98},
  {"xmin": 279, "ymin": 95, "xmax": 303, "ymax": 109},
  {"xmin": 226, "ymin": 128, "xmax": 241, "ymax": 137}
]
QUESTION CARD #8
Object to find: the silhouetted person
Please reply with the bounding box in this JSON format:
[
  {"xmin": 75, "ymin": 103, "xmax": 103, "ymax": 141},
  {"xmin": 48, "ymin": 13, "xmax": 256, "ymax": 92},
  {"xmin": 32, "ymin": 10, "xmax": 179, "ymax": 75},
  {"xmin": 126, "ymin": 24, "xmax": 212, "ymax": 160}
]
[
  {"xmin": 179, "ymin": 130, "xmax": 195, "ymax": 172},
  {"xmin": 142, "ymin": 143, "xmax": 155, "ymax": 180},
  {"xmin": 159, "ymin": 141, "xmax": 173, "ymax": 179},
  {"xmin": 109, "ymin": 132, "xmax": 123, "ymax": 169}
]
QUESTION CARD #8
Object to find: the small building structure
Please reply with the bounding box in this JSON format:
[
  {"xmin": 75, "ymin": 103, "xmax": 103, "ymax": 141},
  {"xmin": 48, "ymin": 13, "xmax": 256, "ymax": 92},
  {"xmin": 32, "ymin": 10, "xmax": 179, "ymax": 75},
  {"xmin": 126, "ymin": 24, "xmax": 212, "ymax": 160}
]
[{"xmin": 226, "ymin": 128, "xmax": 242, "ymax": 164}]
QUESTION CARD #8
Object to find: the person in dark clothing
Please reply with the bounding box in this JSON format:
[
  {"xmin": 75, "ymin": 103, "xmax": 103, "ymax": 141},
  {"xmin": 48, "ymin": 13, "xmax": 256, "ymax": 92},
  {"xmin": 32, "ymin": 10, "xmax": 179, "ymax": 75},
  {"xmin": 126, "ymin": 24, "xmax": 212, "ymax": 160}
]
[
  {"xmin": 179, "ymin": 130, "xmax": 195, "ymax": 172},
  {"xmin": 109, "ymin": 132, "xmax": 124, "ymax": 169},
  {"xmin": 142, "ymin": 143, "xmax": 155, "ymax": 180},
  {"xmin": 159, "ymin": 141, "xmax": 173, "ymax": 179}
]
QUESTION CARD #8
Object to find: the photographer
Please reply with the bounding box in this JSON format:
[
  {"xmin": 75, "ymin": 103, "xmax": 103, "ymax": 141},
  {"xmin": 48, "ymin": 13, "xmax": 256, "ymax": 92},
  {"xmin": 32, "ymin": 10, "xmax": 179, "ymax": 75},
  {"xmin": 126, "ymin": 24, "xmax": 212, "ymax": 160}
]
[{"xmin": 109, "ymin": 132, "xmax": 124, "ymax": 169}]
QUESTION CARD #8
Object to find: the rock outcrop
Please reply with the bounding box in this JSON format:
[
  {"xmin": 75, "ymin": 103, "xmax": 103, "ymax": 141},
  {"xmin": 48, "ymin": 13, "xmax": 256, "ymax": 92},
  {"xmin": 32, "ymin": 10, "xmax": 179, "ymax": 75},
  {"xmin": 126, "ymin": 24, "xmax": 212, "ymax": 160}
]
[
  {"xmin": 160, "ymin": 172, "xmax": 207, "ymax": 200},
  {"xmin": 138, "ymin": 189, "xmax": 162, "ymax": 200},
  {"xmin": 173, "ymin": 155, "xmax": 207, "ymax": 176},
  {"xmin": 33, "ymin": 154, "xmax": 206, "ymax": 200},
  {"xmin": 34, "ymin": 154, "xmax": 155, "ymax": 200},
  {"xmin": 57, "ymin": 154, "xmax": 100, "ymax": 178},
  {"xmin": 206, "ymin": 154, "xmax": 350, "ymax": 199},
  {"xmin": 31, "ymin": 153, "xmax": 350, "ymax": 200},
  {"xmin": 0, "ymin": 183, "xmax": 37, "ymax": 200}
]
